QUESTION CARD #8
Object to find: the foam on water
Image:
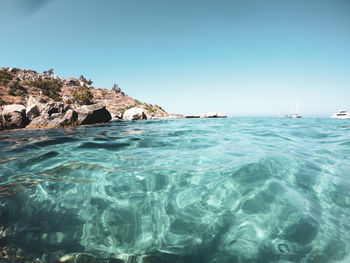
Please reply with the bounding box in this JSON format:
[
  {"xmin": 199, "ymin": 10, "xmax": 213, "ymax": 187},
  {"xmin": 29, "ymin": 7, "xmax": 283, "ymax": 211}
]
[{"xmin": 1, "ymin": 118, "xmax": 350, "ymax": 262}]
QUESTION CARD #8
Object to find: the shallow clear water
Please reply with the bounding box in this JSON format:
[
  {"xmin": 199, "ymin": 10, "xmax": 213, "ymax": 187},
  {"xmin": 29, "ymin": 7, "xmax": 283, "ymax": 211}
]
[{"xmin": 1, "ymin": 118, "xmax": 350, "ymax": 262}]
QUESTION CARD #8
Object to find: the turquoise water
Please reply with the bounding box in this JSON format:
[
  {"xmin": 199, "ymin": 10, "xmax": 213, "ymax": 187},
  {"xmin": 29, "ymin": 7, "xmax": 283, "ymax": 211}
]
[{"xmin": 1, "ymin": 118, "xmax": 350, "ymax": 262}]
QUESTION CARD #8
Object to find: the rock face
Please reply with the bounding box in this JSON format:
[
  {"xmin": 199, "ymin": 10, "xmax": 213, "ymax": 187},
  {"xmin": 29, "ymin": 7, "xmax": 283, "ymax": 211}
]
[
  {"xmin": 123, "ymin": 107, "xmax": 147, "ymax": 120},
  {"xmin": 26, "ymin": 105, "xmax": 40, "ymax": 120},
  {"xmin": 26, "ymin": 109, "xmax": 78, "ymax": 129},
  {"xmin": 42, "ymin": 102, "xmax": 68, "ymax": 116},
  {"xmin": 2, "ymin": 104, "xmax": 26, "ymax": 114},
  {"xmin": 0, "ymin": 104, "xmax": 29, "ymax": 129},
  {"xmin": 76, "ymin": 104, "xmax": 111, "ymax": 125},
  {"xmin": 19, "ymin": 102, "xmax": 111, "ymax": 129}
]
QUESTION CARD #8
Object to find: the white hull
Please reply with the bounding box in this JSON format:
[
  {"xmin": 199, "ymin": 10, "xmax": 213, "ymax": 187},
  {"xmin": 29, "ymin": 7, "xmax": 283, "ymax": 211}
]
[
  {"xmin": 331, "ymin": 110, "xmax": 350, "ymax": 119},
  {"xmin": 331, "ymin": 115, "xmax": 350, "ymax": 119},
  {"xmin": 286, "ymin": 114, "xmax": 302, "ymax": 118}
]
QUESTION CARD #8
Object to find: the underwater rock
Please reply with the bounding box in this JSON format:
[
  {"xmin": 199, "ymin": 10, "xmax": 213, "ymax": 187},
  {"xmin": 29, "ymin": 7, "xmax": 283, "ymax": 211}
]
[{"xmin": 58, "ymin": 253, "xmax": 183, "ymax": 263}]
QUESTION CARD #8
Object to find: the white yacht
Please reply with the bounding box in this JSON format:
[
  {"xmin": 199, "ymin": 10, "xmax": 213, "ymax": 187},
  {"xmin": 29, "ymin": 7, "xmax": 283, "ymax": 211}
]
[
  {"xmin": 286, "ymin": 101, "xmax": 302, "ymax": 118},
  {"xmin": 286, "ymin": 113, "xmax": 302, "ymax": 119},
  {"xmin": 331, "ymin": 110, "xmax": 350, "ymax": 119}
]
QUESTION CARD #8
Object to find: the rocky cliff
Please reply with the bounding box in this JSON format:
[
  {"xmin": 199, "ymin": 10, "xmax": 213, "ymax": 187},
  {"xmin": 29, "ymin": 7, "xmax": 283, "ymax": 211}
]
[{"xmin": 0, "ymin": 67, "xmax": 170, "ymax": 130}]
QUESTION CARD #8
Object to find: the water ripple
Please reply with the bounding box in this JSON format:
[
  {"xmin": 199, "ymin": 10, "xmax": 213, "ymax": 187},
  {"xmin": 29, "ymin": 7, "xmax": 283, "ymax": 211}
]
[{"xmin": 0, "ymin": 118, "xmax": 350, "ymax": 262}]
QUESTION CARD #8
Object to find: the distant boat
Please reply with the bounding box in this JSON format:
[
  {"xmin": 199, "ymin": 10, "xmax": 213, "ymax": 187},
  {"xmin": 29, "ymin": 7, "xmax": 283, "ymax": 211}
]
[
  {"xmin": 286, "ymin": 101, "xmax": 302, "ymax": 118},
  {"xmin": 286, "ymin": 113, "xmax": 302, "ymax": 118},
  {"xmin": 331, "ymin": 110, "xmax": 350, "ymax": 119}
]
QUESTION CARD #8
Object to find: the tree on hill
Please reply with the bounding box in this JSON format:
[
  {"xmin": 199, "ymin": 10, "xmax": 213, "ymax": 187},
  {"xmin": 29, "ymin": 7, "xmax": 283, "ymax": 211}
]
[
  {"xmin": 43, "ymin": 68, "xmax": 54, "ymax": 76},
  {"xmin": 48, "ymin": 68, "xmax": 54, "ymax": 76},
  {"xmin": 112, "ymin": 83, "xmax": 121, "ymax": 93}
]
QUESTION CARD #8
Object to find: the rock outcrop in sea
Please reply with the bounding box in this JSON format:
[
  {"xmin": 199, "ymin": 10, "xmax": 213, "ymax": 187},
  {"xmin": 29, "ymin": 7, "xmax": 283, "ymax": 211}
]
[
  {"xmin": 0, "ymin": 67, "xmax": 170, "ymax": 130},
  {"xmin": 123, "ymin": 107, "xmax": 147, "ymax": 120}
]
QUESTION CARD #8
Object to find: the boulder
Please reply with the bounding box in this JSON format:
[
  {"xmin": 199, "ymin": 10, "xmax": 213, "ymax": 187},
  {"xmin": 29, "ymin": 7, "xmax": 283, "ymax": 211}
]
[
  {"xmin": 112, "ymin": 112, "xmax": 123, "ymax": 120},
  {"xmin": 2, "ymin": 104, "xmax": 26, "ymax": 114},
  {"xmin": 42, "ymin": 102, "xmax": 68, "ymax": 116},
  {"xmin": 0, "ymin": 104, "xmax": 29, "ymax": 129},
  {"xmin": 26, "ymin": 96, "xmax": 48, "ymax": 111},
  {"xmin": 0, "ymin": 108, "xmax": 3, "ymax": 131},
  {"xmin": 123, "ymin": 107, "xmax": 147, "ymax": 120},
  {"xmin": 205, "ymin": 111, "xmax": 218, "ymax": 118},
  {"xmin": 26, "ymin": 110, "xmax": 78, "ymax": 129},
  {"xmin": 217, "ymin": 114, "xmax": 227, "ymax": 118},
  {"xmin": 76, "ymin": 103, "xmax": 111, "ymax": 125},
  {"xmin": 26, "ymin": 105, "xmax": 40, "ymax": 120}
]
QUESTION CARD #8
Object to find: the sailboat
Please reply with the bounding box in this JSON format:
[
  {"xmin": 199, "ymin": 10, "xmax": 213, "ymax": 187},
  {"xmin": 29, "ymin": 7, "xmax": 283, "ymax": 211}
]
[{"xmin": 286, "ymin": 101, "xmax": 302, "ymax": 118}]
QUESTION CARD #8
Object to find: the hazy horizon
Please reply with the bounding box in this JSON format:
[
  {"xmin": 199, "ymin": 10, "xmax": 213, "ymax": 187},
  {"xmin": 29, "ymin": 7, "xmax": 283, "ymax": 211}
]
[{"xmin": 1, "ymin": 0, "xmax": 349, "ymax": 116}]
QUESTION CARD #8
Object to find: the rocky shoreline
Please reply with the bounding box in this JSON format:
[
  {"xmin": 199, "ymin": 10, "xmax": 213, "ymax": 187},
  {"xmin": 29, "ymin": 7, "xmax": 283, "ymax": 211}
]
[{"xmin": 0, "ymin": 67, "xmax": 226, "ymax": 131}]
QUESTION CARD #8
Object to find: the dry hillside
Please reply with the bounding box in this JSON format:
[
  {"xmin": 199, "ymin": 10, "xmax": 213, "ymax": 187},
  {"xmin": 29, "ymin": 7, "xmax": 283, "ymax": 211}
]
[{"xmin": 0, "ymin": 67, "xmax": 169, "ymax": 119}]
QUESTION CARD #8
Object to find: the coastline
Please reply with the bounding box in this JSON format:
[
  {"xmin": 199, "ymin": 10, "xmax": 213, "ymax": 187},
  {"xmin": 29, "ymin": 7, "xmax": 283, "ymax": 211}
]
[{"xmin": 0, "ymin": 67, "xmax": 226, "ymax": 131}]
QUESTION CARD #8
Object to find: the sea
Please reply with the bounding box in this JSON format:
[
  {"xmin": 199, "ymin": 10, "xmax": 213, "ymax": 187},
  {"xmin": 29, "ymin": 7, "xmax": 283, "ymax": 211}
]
[{"xmin": 0, "ymin": 117, "xmax": 350, "ymax": 263}]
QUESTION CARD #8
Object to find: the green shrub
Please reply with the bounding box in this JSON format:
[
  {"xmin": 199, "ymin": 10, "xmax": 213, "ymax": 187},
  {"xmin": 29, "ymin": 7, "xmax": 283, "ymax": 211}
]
[
  {"xmin": 7, "ymin": 81, "xmax": 27, "ymax": 97},
  {"xmin": 0, "ymin": 70, "xmax": 13, "ymax": 86},
  {"xmin": 155, "ymin": 104, "xmax": 165, "ymax": 111},
  {"xmin": 72, "ymin": 86, "xmax": 93, "ymax": 105},
  {"xmin": 143, "ymin": 103, "xmax": 155, "ymax": 113},
  {"xmin": 22, "ymin": 78, "xmax": 62, "ymax": 101}
]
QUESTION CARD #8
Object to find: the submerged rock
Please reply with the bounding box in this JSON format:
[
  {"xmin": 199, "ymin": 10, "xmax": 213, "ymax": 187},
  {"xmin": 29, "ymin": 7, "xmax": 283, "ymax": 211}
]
[
  {"xmin": 0, "ymin": 104, "xmax": 29, "ymax": 129},
  {"xmin": 76, "ymin": 103, "xmax": 111, "ymax": 125},
  {"xmin": 58, "ymin": 253, "xmax": 183, "ymax": 263},
  {"xmin": 123, "ymin": 107, "xmax": 147, "ymax": 120}
]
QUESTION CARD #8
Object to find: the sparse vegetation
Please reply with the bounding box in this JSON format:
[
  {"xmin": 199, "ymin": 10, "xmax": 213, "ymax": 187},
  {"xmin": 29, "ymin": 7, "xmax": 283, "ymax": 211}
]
[
  {"xmin": 7, "ymin": 81, "xmax": 27, "ymax": 97},
  {"xmin": 0, "ymin": 70, "xmax": 13, "ymax": 86},
  {"xmin": 72, "ymin": 86, "xmax": 93, "ymax": 105},
  {"xmin": 101, "ymin": 89, "xmax": 107, "ymax": 97},
  {"xmin": 144, "ymin": 103, "xmax": 155, "ymax": 113},
  {"xmin": 43, "ymin": 68, "xmax": 54, "ymax": 76},
  {"xmin": 22, "ymin": 79, "xmax": 62, "ymax": 101},
  {"xmin": 79, "ymin": 75, "xmax": 93, "ymax": 86},
  {"xmin": 155, "ymin": 104, "xmax": 165, "ymax": 111},
  {"xmin": 0, "ymin": 97, "xmax": 5, "ymax": 106}
]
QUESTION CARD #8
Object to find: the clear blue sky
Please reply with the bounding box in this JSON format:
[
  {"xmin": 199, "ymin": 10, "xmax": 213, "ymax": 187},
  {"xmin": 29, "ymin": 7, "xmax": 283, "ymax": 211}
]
[{"xmin": 1, "ymin": 0, "xmax": 350, "ymax": 116}]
